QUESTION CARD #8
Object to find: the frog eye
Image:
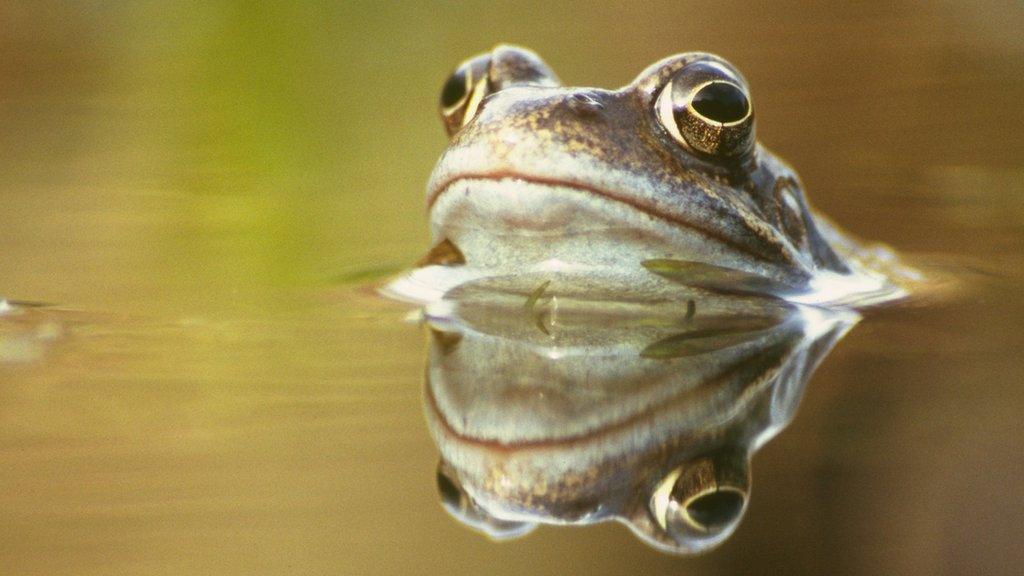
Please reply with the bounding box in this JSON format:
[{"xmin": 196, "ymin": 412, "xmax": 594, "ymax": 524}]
[
  {"xmin": 656, "ymin": 61, "xmax": 754, "ymax": 157},
  {"xmin": 439, "ymin": 54, "xmax": 492, "ymax": 137},
  {"xmin": 648, "ymin": 450, "xmax": 749, "ymax": 549}
]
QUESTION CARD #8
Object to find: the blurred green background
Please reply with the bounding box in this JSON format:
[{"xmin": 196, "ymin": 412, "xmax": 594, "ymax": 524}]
[
  {"xmin": 2, "ymin": 1, "xmax": 1021, "ymax": 312},
  {"xmin": 1, "ymin": 2, "xmax": 1023, "ymax": 575}
]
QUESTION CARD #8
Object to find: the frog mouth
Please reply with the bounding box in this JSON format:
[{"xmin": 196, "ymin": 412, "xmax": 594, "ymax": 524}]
[
  {"xmin": 405, "ymin": 172, "xmax": 893, "ymax": 305},
  {"xmin": 427, "ymin": 171, "xmax": 782, "ymax": 267},
  {"xmin": 428, "ymin": 171, "xmax": 675, "ymax": 225}
]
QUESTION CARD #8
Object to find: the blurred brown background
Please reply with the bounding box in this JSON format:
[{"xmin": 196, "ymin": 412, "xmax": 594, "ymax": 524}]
[{"xmin": 1, "ymin": 2, "xmax": 1022, "ymax": 575}]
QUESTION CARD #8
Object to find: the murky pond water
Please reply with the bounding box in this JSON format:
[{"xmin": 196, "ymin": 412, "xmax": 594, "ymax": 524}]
[{"xmin": 1, "ymin": 3, "xmax": 1022, "ymax": 575}]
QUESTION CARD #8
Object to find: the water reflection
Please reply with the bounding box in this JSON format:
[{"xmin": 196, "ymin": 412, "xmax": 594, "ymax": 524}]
[
  {"xmin": 420, "ymin": 278, "xmax": 858, "ymax": 553},
  {"xmin": 0, "ymin": 300, "xmax": 63, "ymax": 364}
]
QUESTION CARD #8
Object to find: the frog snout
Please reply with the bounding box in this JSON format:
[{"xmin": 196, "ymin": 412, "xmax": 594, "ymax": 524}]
[{"xmin": 566, "ymin": 91, "xmax": 606, "ymax": 116}]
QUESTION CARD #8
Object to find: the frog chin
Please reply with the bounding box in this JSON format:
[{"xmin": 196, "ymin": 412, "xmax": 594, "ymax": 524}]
[
  {"xmin": 387, "ymin": 176, "xmax": 908, "ymax": 308},
  {"xmin": 428, "ymin": 176, "xmax": 772, "ymax": 279}
]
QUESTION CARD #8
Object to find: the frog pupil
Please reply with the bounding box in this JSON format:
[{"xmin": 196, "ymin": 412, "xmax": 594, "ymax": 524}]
[
  {"xmin": 691, "ymin": 82, "xmax": 748, "ymax": 123},
  {"xmin": 441, "ymin": 70, "xmax": 467, "ymax": 109},
  {"xmin": 686, "ymin": 490, "xmax": 744, "ymax": 530}
]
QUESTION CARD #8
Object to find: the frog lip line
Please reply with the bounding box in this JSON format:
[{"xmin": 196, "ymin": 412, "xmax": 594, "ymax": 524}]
[
  {"xmin": 424, "ymin": 352, "xmax": 773, "ymax": 454},
  {"xmin": 426, "ymin": 171, "xmax": 774, "ymax": 264}
]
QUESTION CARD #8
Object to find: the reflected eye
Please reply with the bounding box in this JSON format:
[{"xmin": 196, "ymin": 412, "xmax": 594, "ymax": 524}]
[
  {"xmin": 439, "ymin": 55, "xmax": 492, "ymax": 137},
  {"xmin": 656, "ymin": 61, "xmax": 755, "ymax": 157},
  {"xmin": 648, "ymin": 449, "xmax": 750, "ymax": 549}
]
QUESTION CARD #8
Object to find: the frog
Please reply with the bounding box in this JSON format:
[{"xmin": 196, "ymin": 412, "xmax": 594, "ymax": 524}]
[{"xmin": 386, "ymin": 45, "xmax": 909, "ymax": 307}]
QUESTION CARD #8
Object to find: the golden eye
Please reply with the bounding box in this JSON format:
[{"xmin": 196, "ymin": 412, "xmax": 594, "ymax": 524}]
[
  {"xmin": 656, "ymin": 61, "xmax": 754, "ymax": 157},
  {"xmin": 439, "ymin": 55, "xmax": 492, "ymax": 137},
  {"xmin": 649, "ymin": 450, "xmax": 749, "ymax": 547}
]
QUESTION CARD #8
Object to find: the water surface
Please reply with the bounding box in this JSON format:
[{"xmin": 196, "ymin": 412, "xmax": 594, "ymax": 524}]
[{"xmin": 1, "ymin": 2, "xmax": 1022, "ymax": 575}]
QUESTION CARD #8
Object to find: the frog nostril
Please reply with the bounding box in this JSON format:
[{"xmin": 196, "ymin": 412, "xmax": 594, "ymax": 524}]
[{"xmin": 567, "ymin": 92, "xmax": 605, "ymax": 115}]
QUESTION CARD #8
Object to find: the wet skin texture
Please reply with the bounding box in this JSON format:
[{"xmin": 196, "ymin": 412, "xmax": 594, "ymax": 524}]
[{"xmin": 428, "ymin": 46, "xmax": 852, "ymax": 291}]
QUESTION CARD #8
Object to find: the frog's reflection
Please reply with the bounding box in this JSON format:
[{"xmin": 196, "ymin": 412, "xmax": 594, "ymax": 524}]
[{"xmin": 421, "ymin": 276, "xmax": 859, "ymax": 553}]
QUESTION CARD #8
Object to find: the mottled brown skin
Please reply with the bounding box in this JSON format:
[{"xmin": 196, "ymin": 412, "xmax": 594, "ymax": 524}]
[{"xmin": 432, "ymin": 46, "xmax": 850, "ymax": 290}]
